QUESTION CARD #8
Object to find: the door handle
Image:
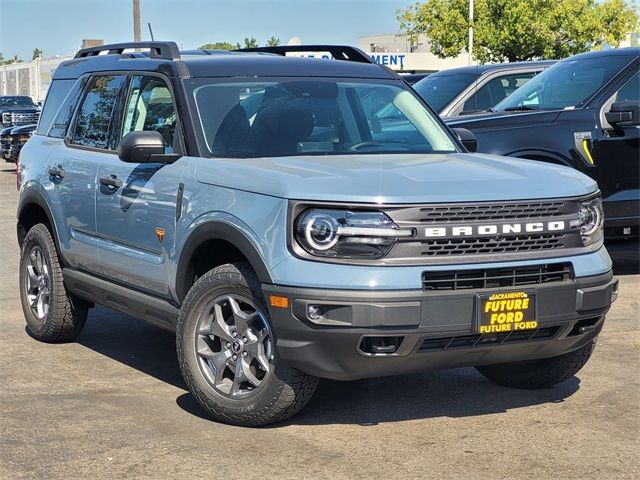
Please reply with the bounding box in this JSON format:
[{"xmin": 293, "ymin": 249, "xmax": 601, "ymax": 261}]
[
  {"xmin": 99, "ymin": 175, "xmax": 122, "ymax": 189},
  {"xmin": 48, "ymin": 165, "xmax": 65, "ymax": 179}
]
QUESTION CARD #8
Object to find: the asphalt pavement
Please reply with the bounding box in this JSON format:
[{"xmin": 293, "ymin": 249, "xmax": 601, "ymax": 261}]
[{"xmin": 1, "ymin": 164, "xmax": 638, "ymax": 479}]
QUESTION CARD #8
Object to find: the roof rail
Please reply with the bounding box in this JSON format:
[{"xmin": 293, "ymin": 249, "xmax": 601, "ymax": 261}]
[
  {"xmin": 235, "ymin": 45, "xmax": 373, "ymax": 64},
  {"xmin": 74, "ymin": 41, "xmax": 180, "ymax": 61}
]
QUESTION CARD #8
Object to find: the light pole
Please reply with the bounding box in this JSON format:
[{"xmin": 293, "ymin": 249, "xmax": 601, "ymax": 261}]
[
  {"xmin": 468, "ymin": 0, "xmax": 474, "ymax": 66},
  {"xmin": 133, "ymin": 0, "xmax": 141, "ymax": 42}
]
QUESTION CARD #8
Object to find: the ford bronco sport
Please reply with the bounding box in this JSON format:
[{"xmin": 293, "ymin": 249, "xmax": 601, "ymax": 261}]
[{"xmin": 17, "ymin": 42, "xmax": 618, "ymax": 426}]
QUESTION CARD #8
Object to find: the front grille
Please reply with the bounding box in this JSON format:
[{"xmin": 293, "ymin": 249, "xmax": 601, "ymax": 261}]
[
  {"xmin": 422, "ymin": 263, "xmax": 573, "ymax": 290},
  {"xmin": 421, "ymin": 233, "xmax": 565, "ymax": 257},
  {"xmin": 419, "ymin": 202, "xmax": 565, "ymax": 223},
  {"xmin": 418, "ymin": 325, "xmax": 560, "ymax": 352},
  {"xmin": 383, "ymin": 197, "xmax": 586, "ymax": 263},
  {"xmin": 2, "ymin": 112, "xmax": 39, "ymax": 125}
]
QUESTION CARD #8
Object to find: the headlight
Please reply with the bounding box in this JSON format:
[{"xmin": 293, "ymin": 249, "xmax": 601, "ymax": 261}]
[
  {"xmin": 295, "ymin": 209, "xmax": 413, "ymax": 258},
  {"xmin": 578, "ymin": 196, "xmax": 603, "ymax": 246}
]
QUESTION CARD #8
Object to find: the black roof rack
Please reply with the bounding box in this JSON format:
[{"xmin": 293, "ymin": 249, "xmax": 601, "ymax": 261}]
[
  {"xmin": 74, "ymin": 41, "xmax": 180, "ymax": 61},
  {"xmin": 235, "ymin": 45, "xmax": 373, "ymax": 64}
]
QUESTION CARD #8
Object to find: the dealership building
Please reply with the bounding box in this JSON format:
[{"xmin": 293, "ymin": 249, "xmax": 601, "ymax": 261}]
[{"xmin": 357, "ymin": 33, "xmax": 470, "ymax": 73}]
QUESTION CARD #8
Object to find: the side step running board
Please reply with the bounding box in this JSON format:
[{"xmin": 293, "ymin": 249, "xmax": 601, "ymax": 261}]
[{"xmin": 63, "ymin": 268, "xmax": 179, "ymax": 331}]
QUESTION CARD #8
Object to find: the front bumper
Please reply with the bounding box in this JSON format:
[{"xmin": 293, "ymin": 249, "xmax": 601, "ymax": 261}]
[{"xmin": 263, "ymin": 271, "xmax": 617, "ymax": 380}]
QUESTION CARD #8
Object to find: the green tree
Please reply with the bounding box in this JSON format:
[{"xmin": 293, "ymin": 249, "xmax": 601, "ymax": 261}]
[
  {"xmin": 198, "ymin": 42, "xmax": 241, "ymax": 51},
  {"xmin": 266, "ymin": 36, "xmax": 281, "ymax": 47},
  {"xmin": 398, "ymin": 0, "xmax": 639, "ymax": 63},
  {"xmin": 32, "ymin": 48, "xmax": 43, "ymax": 60},
  {"xmin": 243, "ymin": 37, "xmax": 259, "ymax": 48}
]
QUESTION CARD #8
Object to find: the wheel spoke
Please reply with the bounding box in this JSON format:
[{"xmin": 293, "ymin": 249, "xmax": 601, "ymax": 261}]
[
  {"xmin": 232, "ymin": 357, "xmax": 261, "ymax": 392},
  {"xmin": 35, "ymin": 249, "xmax": 44, "ymax": 275},
  {"xmin": 26, "ymin": 265, "xmax": 38, "ymax": 283},
  {"xmin": 227, "ymin": 296, "xmax": 256, "ymax": 334},
  {"xmin": 36, "ymin": 289, "xmax": 48, "ymax": 319},
  {"xmin": 245, "ymin": 336, "xmax": 271, "ymax": 372},
  {"xmin": 208, "ymin": 303, "xmax": 234, "ymax": 342}
]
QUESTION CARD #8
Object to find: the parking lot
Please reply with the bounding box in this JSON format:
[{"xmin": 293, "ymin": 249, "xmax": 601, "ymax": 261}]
[{"xmin": 0, "ymin": 165, "xmax": 638, "ymax": 479}]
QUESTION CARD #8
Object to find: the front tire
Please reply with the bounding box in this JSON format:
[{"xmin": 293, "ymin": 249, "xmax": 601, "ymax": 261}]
[
  {"xmin": 476, "ymin": 340, "xmax": 597, "ymax": 389},
  {"xmin": 19, "ymin": 223, "xmax": 88, "ymax": 342},
  {"xmin": 177, "ymin": 262, "xmax": 319, "ymax": 426}
]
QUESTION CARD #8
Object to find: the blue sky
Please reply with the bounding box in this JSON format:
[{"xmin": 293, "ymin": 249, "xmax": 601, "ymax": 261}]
[{"xmin": 0, "ymin": 0, "xmax": 415, "ymax": 60}]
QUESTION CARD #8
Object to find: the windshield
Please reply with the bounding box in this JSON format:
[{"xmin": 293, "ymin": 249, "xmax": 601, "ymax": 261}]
[
  {"xmin": 187, "ymin": 78, "xmax": 457, "ymax": 158},
  {"xmin": 0, "ymin": 96, "xmax": 36, "ymax": 108},
  {"xmin": 494, "ymin": 55, "xmax": 635, "ymax": 111},
  {"xmin": 413, "ymin": 73, "xmax": 479, "ymax": 112}
]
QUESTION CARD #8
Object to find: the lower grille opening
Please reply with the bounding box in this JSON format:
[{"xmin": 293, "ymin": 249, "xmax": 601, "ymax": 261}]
[
  {"xmin": 359, "ymin": 336, "xmax": 404, "ymax": 355},
  {"xmin": 419, "ymin": 326, "xmax": 560, "ymax": 352},
  {"xmin": 422, "ymin": 263, "xmax": 573, "ymax": 291},
  {"xmin": 567, "ymin": 316, "xmax": 602, "ymax": 337}
]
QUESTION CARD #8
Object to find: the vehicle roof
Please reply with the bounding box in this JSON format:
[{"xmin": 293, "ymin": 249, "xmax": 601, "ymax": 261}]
[
  {"xmin": 53, "ymin": 50, "xmax": 398, "ymax": 81},
  {"xmin": 427, "ymin": 60, "xmax": 556, "ymax": 77},
  {"xmin": 558, "ymin": 46, "xmax": 640, "ymax": 61}
]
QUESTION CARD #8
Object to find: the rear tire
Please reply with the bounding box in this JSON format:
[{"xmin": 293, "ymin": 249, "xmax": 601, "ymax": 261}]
[
  {"xmin": 476, "ymin": 340, "xmax": 597, "ymax": 389},
  {"xmin": 19, "ymin": 223, "xmax": 88, "ymax": 342},
  {"xmin": 177, "ymin": 262, "xmax": 319, "ymax": 426}
]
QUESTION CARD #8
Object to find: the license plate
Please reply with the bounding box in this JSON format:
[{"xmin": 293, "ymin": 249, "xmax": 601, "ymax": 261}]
[{"xmin": 476, "ymin": 291, "xmax": 537, "ymax": 334}]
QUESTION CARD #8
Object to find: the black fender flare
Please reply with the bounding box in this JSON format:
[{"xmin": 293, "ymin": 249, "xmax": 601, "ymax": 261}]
[
  {"xmin": 174, "ymin": 221, "xmax": 274, "ymax": 303},
  {"xmin": 16, "ymin": 186, "xmax": 58, "ymax": 246},
  {"xmin": 508, "ymin": 149, "xmax": 574, "ymax": 168}
]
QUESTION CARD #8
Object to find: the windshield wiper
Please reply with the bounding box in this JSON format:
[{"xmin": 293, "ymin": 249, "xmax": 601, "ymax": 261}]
[{"xmin": 502, "ymin": 105, "xmax": 541, "ymax": 112}]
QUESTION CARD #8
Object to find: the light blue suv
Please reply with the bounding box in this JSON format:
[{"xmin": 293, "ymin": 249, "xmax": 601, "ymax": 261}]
[{"xmin": 17, "ymin": 42, "xmax": 618, "ymax": 426}]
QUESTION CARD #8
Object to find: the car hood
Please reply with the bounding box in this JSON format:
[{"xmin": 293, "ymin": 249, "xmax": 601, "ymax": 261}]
[
  {"xmin": 195, "ymin": 153, "xmax": 597, "ymax": 203},
  {"xmin": 10, "ymin": 124, "xmax": 37, "ymax": 134},
  {"xmin": 1, "ymin": 107, "xmax": 38, "ymax": 113},
  {"xmin": 445, "ymin": 109, "xmax": 563, "ymax": 129}
]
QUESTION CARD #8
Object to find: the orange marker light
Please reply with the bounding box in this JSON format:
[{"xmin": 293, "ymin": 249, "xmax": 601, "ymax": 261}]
[{"xmin": 269, "ymin": 295, "xmax": 289, "ymax": 308}]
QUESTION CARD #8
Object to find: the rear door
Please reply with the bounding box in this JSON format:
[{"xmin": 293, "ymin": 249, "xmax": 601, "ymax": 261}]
[
  {"xmin": 46, "ymin": 74, "xmax": 126, "ymax": 273},
  {"xmin": 95, "ymin": 74, "xmax": 185, "ymax": 298}
]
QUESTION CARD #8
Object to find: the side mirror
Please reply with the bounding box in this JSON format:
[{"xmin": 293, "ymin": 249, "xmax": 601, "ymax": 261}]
[
  {"xmin": 118, "ymin": 131, "xmax": 181, "ymax": 163},
  {"xmin": 451, "ymin": 127, "xmax": 478, "ymax": 152},
  {"xmin": 605, "ymin": 101, "xmax": 640, "ymax": 129}
]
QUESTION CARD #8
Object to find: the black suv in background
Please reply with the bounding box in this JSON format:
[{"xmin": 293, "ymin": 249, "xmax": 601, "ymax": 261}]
[
  {"xmin": 0, "ymin": 96, "xmax": 40, "ymax": 128},
  {"xmin": 413, "ymin": 61, "xmax": 554, "ymax": 118},
  {"xmin": 446, "ymin": 48, "xmax": 640, "ymax": 237}
]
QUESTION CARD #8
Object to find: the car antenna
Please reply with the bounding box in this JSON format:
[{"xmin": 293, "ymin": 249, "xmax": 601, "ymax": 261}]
[{"xmin": 148, "ymin": 22, "xmax": 155, "ymax": 41}]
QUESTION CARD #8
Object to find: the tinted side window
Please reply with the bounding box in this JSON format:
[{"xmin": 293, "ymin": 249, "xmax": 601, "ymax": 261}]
[
  {"xmin": 463, "ymin": 73, "xmax": 536, "ymax": 113},
  {"xmin": 616, "ymin": 72, "xmax": 639, "ymax": 102},
  {"xmin": 47, "ymin": 77, "xmax": 88, "ymax": 138},
  {"xmin": 73, "ymin": 75, "xmax": 125, "ymax": 149},
  {"xmin": 36, "ymin": 79, "xmax": 75, "ymax": 135},
  {"xmin": 121, "ymin": 76, "xmax": 177, "ymax": 152}
]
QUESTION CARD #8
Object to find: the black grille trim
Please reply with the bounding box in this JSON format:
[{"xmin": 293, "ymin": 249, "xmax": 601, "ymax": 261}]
[
  {"xmin": 422, "ymin": 263, "xmax": 573, "ymax": 291},
  {"xmin": 418, "ymin": 326, "xmax": 560, "ymax": 352},
  {"xmin": 419, "ymin": 202, "xmax": 566, "ymax": 223},
  {"xmin": 420, "ymin": 233, "xmax": 565, "ymax": 256}
]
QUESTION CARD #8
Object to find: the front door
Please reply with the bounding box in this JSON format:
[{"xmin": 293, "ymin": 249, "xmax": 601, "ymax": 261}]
[
  {"xmin": 592, "ymin": 71, "xmax": 640, "ymax": 228},
  {"xmin": 96, "ymin": 74, "xmax": 185, "ymax": 298}
]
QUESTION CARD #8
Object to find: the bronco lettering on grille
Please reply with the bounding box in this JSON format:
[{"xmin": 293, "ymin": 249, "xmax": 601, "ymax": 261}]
[{"xmin": 424, "ymin": 221, "xmax": 566, "ymax": 238}]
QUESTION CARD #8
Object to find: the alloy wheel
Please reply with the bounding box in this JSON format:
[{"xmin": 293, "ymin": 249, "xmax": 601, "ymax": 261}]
[
  {"xmin": 25, "ymin": 246, "xmax": 50, "ymax": 321},
  {"xmin": 195, "ymin": 294, "xmax": 273, "ymax": 398}
]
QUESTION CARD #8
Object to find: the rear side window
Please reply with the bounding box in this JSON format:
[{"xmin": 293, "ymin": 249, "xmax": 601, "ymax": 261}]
[
  {"xmin": 72, "ymin": 75, "xmax": 125, "ymax": 150},
  {"xmin": 47, "ymin": 77, "xmax": 88, "ymax": 138},
  {"xmin": 36, "ymin": 80, "xmax": 75, "ymax": 136},
  {"xmin": 463, "ymin": 73, "xmax": 536, "ymax": 113}
]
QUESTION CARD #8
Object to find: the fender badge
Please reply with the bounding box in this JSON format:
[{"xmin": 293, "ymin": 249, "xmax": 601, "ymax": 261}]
[{"xmin": 155, "ymin": 227, "xmax": 166, "ymax": 243}]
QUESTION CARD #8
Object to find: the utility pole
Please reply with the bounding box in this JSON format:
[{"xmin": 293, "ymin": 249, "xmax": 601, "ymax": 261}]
[
  {"xmin": 468, "ymin": 0, "xmax": 474, "ymax": 66},
  {"xmin": 133, "ymin": 0, "xmax": 141, "ymax": 42}
]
